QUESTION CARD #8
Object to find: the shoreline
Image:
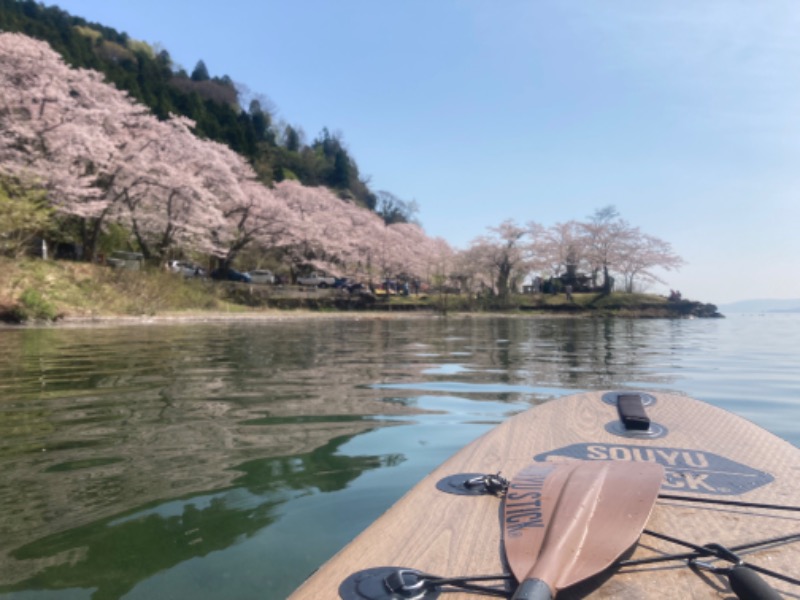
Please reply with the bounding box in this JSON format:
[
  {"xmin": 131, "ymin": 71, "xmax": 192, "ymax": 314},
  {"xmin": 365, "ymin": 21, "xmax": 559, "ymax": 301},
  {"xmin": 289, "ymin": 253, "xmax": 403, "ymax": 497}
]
[
  {"xmin": 1, "ymin": 306, "xmax": 714, "ymax": 329},
  {"xmin": 0, "ymin": 308, "xmax": 444, "ymax": 329},
  {"xmin": 3, "ymin": 306, "xmax": 630, "ymax": 329},
  {"xmin": 0, "ymin": 257, "xmax": 722, "ymax": 326}
]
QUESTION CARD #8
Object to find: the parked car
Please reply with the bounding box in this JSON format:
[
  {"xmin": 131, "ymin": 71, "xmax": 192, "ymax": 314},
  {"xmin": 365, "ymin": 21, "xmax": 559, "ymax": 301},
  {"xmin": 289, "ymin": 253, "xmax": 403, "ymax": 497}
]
[
  {"xmin": 107, "ymin": 251, "xmax": 144, "ymax": 271},
  {"xmin": 333, "ymin": 278, "xmax": 365, "ymax": 294},
  {"xmin": 250, "ymin": 269, "xmax": 275, "ymax": 285},
  {"xmin": 297, "ymin": 272, "xmax": 337, "ymax": 288},
  {"xmin": 346, "ymin": 281, "xmax": 366, "ymax": 294},
  {"xmin": 169, "ymin": 260, "xmax": 205, "ymax": 278},
  {"xmin": 210, "ymin": 268, "xmax": 252, "ymax": 283}
]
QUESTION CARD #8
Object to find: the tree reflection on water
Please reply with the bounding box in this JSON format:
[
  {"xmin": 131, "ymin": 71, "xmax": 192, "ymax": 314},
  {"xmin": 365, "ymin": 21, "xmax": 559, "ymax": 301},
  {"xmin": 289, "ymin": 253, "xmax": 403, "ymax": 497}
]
[
  {"xmin": 0, "ymin": 315, "xmax": 743, "ymax": 599},
  {"xmin": 4, "ymin": 432, "xmax": 399, "ymax": 599}
]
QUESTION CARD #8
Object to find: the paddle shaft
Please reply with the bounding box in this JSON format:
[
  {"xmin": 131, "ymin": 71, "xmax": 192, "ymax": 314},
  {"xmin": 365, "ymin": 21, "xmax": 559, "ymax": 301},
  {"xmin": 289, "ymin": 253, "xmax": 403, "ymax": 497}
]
[
  {"xmin": 512, "ymin": 578, "xmax": 554, "ymax": 600},
  {"xmin": 729, "ymin": 565, "xmax": 783, "ymax": 600}
]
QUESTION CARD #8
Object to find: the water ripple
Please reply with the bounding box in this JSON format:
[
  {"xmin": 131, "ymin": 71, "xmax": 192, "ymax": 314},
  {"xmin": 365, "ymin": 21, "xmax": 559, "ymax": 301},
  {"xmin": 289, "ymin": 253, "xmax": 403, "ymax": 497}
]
[{"xmin": 0, "ymin": 315, "xmax": 798, "ymax": 600}]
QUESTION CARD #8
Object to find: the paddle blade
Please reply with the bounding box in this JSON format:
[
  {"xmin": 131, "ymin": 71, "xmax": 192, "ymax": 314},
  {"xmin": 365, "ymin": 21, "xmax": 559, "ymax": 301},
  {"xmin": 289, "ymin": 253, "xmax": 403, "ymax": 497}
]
[{"xmin": 504, "ymin": 460, "xmax": 664, "ymax": 596}]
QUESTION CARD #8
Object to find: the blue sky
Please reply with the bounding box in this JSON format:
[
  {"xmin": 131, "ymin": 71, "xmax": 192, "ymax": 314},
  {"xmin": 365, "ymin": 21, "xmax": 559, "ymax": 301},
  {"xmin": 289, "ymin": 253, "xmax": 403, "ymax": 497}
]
[{"xmin": 51, "ymin": 1, "xmax": 800, "ymax": 303}]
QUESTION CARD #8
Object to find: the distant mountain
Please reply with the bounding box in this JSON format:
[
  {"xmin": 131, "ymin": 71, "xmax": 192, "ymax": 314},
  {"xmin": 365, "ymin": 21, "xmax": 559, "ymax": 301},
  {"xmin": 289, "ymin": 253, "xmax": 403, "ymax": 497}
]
[{"xmin": 719, "ymin": 299, "xmax": 800, "ymax": 313}]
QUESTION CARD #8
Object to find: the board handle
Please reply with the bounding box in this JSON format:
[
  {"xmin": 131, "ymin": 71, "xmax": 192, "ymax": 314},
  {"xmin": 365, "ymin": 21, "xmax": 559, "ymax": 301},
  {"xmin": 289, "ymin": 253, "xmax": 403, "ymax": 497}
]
[
  {"xmin": 728, "ymin": 565, "xmax": 782, "ymax": 600},
  {"xmin": 511, "ymin": 578, "xmax": 552, "ymax": 600},
  {"xmin": 617, "ymin": 393, "xmax": 650, "ymax": 430}
]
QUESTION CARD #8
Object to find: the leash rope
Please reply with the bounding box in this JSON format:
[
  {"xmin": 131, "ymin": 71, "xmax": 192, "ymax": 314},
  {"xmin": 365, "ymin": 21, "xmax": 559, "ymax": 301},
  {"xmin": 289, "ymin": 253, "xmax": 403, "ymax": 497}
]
[
  {"xmin": 659, "ymin": 492, "xmax": 800, "ymax": 512},
  {"xmin": 618, "ymin": 529, "xmax": 800, "ymax": 587}
]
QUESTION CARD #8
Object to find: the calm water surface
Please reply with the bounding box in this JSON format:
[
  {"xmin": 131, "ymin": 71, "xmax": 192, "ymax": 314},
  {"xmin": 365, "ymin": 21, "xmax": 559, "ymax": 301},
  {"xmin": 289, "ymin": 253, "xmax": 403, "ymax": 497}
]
[{"xmin": 0, "ymin": 314, "xmax": 798, "ymax": 599}]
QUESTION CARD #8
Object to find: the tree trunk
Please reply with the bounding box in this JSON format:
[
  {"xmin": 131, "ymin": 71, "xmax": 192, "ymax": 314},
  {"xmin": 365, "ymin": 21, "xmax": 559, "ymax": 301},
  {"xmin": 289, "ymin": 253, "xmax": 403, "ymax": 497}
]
[
  {"xmin": 80, "ymin": 217, "xmax": 105, "ymax": 262},
  {"xmin": 496, "ymin": 261, "xmax": 512, "ymax": 302}
]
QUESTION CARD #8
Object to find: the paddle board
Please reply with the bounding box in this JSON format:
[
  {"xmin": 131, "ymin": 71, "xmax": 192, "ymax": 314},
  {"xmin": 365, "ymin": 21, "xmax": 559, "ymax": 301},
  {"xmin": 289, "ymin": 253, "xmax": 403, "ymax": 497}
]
[{"xmin": 287, "ymin": 391, "xmax": 799, "ymax": 599}]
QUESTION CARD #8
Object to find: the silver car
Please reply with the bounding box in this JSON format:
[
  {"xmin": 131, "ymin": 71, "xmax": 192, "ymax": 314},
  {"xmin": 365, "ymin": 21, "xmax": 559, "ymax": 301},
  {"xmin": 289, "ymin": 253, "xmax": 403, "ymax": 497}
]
[{"xmin": 250, "ymin": 269, "xmax": 275, "ymax": 285}]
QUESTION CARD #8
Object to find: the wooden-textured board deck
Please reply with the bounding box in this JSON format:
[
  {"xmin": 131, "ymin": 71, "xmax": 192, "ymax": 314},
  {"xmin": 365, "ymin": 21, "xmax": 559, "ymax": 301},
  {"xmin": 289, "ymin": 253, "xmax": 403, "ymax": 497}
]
[{"xmin": 288, "ymin": 391, "xmax": 800, "ymax": 599}]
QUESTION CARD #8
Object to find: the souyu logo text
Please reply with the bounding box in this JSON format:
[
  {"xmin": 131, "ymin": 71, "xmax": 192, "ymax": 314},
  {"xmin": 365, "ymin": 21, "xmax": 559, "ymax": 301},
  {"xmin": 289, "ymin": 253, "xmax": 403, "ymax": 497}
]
[
  {"xmin": 533, "ymin": 443, "xmax": 774, "ymax": 496},
  {"xmin": 584, "ymin": 444, "xmax": 717, "ymax": 491}
]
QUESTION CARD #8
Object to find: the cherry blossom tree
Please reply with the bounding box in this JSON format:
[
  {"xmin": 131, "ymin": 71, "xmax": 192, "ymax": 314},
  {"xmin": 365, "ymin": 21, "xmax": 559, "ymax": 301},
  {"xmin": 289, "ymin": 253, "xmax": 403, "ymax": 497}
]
[
  {"xmin": 536, "ymin": 220, "xmax": 585, "ymax": 280},
  {"xmin": 450, "ymin": 244, "xmax": 491, "ymax": 295},
  {"xmin": 0, "ymin": 33, "xmax": 148, "ymax": 257},
  {"xmin": 270, "ymin": 180, "xmax": 456, "ymax": 285},
  {"xmin": 337, "ymin": 201, "xmax": 386, "ymax": 279},
  {"xmin": 578, "ymin": 206, "xmax": 685, "ymax": 294},
  {"xmin": 579, "ymin": 206, "xmax": 633, "ymax": 292},
  {"xmin": 1, "ymin": 33, "xmax": 455, "ymax": 278},
  {"xmin": 614, "ymin": 230, "xmax": 685, "ymax": 292},
  {"xmin": 0, "ymin": 34, "xmax": 228, "ymax": 259},
  {"xmin": 219, "ymin": 178, "xmax": 295, "ymax": 267},
  {"xmin": 384, "ymin": 222, "xmax": 447, "ymax": 282},
  {"xmin": 420, "ymin": 235, "xmax": 457, "ymax": 291},
  {"xmin": 272, "ymin": 180, "xmax": 350, "ymax": 277},
  {"xmin": 467, "ymin": 220, "xmax": 531, "ymax": 299},
  {"xmin": 107, "ymin": 116, "xmax": 231, "ymax": 260},
  {"xmin": 1, "ymin": 33, "xmax": 296, "ymax": 263}
]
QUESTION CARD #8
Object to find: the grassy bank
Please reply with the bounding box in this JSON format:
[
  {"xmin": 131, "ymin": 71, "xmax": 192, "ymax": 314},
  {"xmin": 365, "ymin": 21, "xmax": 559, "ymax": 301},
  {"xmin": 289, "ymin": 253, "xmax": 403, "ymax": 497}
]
[
  {"xmin": 0, "ymin": 257, "xmax": 239, "ymax": 322},
  {"xmin": 0, "ymin": 257, "xmax": 721, "ymax": 324},
  {"xmin": 406, "ymin": 288, "xmax": 720, "ymax": 318}
]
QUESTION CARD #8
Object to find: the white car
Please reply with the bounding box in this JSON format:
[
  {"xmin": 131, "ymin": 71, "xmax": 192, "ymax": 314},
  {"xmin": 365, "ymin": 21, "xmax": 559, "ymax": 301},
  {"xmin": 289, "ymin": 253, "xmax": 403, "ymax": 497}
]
[
  {"xmin": 297, "ymin": 272, "xmax": 336, "ymax": 287},
  {"xmin": 250, "ymin": 269, "xmax": 275, "ymax": 284}
]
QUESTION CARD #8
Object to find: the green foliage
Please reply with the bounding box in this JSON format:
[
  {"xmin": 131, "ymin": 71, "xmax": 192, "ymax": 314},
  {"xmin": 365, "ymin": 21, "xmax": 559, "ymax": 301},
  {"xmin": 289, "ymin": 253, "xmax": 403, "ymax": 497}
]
[
  {"xmin": 96, "ymin": 39, "xmax": 136, "ymax": 64},
  {"xmin": 126, "ymin": 38, "xmax": 154, "ymax": 59},
  {"xmin": 96, "ymin": 222, "xmax": 136, "ymax": 258},
  {"xmin": 17, "ymin": 288, "xmax": 59, "ymax": 321},
  {"xmin": 0, "ymin": 176, "xmax": 54, "ymax": 257},
  {"xmin": 279, "ymin": 168, "xmax": 299, "ymax": 181},
  {"xmin": 376, "ymin": 191, "xmax": 419, "ymax": 225},
  {"xmin": 73, "ymin": 25, "xmax": 101, "ymax": 42},
  {"xmin": 0, "ymin": 257, "xmax": 233, "ymax": 322},
  {"xmin": 588, "ymin": 292, "xmax": 666, "ymax": 309}
]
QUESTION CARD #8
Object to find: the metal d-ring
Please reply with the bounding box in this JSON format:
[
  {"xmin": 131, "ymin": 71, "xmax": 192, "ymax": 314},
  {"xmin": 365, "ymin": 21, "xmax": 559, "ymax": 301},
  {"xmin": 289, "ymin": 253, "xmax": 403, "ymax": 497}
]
[
  {"xmin": 384, "ymin": 569, "xmax": 429, "ymax": 599},
  {"xmin": 688, "ymin": 543, "xmax": 742, "ymax": 574}
]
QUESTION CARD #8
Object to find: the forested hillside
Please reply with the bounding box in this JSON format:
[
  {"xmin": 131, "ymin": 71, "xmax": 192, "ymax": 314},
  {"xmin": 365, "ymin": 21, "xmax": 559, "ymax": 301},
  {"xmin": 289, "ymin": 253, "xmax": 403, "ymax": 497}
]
[{"xmin": 0, "ymin": 0, "xmax": 391, "ymax": 213}]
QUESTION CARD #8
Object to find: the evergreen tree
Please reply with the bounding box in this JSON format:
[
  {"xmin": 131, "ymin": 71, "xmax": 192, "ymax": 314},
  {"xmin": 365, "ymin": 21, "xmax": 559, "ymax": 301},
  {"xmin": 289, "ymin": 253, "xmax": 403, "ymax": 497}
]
[
  {"xmin": 331, "ymin": 149, "xmax": 352, "ymax": 189},
  {"xmin": 191, "ymin": 59, "xmax": 210, "ymax": 81},
  {"xmin": 249, "ymin": 100, "xmax": 271, "ymax": 142},
  {"xmin": 284, "ymin": 126, "xmax": 300, "ymax": 152}
]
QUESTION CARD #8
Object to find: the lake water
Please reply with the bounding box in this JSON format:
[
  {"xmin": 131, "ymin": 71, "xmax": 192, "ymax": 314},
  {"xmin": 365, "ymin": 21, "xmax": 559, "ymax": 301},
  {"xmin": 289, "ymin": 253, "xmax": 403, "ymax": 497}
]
[{"xmin": 0, "ymin": 313, "xmax": 798, "ymax": 599}]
